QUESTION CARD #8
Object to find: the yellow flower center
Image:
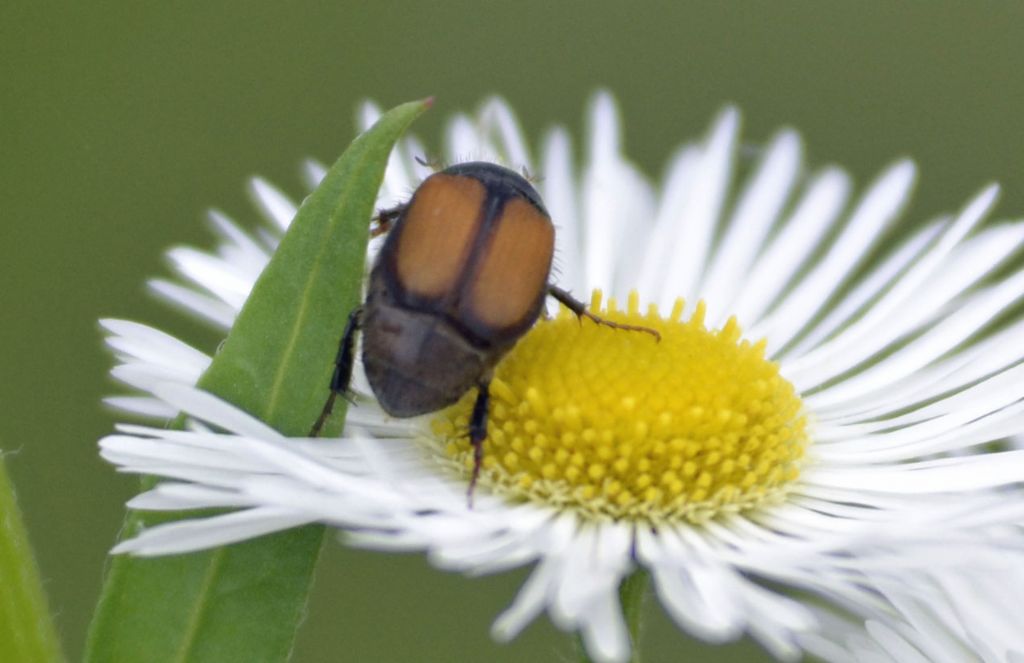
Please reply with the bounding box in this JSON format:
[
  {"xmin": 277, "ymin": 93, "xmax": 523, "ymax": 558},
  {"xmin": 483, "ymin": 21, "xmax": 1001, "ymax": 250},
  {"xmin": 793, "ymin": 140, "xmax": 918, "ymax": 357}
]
[{"xmin": 432, "ymin": 291, "xmax": 808, "ymax": 524}]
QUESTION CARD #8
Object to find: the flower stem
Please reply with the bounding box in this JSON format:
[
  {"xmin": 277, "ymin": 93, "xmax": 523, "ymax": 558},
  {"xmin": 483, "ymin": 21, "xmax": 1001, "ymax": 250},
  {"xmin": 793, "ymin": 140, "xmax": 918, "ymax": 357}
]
[
  {"xmin": 0, "ymin": 451, "xmax": 66, "ymax": 663},
  {"xmin": 576, "ymin": 569, "xmax": 650, "ymax": 663}
]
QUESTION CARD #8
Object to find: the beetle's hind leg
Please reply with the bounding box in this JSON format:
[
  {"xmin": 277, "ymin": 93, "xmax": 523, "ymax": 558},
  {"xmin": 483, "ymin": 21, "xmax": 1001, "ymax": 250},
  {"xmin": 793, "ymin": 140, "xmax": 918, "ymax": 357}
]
[
  {"xmin": 547, "ymin": 284, "xmax": 661, "ymax": 341},
  {"xmin": 466, "ymin": 378, "xmax": 492, "ymax": 506},
  {"xmin": 309, "ymin": 308, "xmax": 363, "ymax": 437}
]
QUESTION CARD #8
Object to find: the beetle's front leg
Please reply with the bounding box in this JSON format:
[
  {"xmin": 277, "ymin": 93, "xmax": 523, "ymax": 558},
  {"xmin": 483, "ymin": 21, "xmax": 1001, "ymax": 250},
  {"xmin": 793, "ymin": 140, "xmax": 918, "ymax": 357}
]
[
  {"xmin": 310, "ymin": 307, "xmax": 363, "ymax": 437},
  {"xmin": 371, "ymin": 204, "xmax": 406, "ymax": 237},
  {"xmin": 547, "ymin": 284, "xmax": 661, "ymax": 341}
]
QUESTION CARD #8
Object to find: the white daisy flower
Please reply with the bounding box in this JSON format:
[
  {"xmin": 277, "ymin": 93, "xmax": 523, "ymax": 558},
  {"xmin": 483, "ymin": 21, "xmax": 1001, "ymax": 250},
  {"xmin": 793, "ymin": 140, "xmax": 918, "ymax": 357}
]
[{"xmin": 99, "ymin": 93, "xmax": 1024, "ymax": 662}]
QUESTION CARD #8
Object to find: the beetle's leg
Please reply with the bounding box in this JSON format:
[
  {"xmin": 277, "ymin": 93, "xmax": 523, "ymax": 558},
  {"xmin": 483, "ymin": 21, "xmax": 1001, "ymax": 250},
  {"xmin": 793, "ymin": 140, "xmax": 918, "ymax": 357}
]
[
  {"xmin": 370, "ymin": 205, "xmax": 405, "ymax": 237},
  {"xmin": 309, "ymin": 307, "xmax": 363, "ymax": 437},
  {"xmin": 414, "ymin": 155, "xmax": 446, "ymax": 172},
  {"xmin": 520, "ymin": 164, "xmax": 543, "ymax": 185},
  {"xmin": 466, "ymin": 378, "xmax": 491, "ymax": 506},
  {"xmin": 547, "ymin": 284, "xmax": 661, "ymax": 341}
]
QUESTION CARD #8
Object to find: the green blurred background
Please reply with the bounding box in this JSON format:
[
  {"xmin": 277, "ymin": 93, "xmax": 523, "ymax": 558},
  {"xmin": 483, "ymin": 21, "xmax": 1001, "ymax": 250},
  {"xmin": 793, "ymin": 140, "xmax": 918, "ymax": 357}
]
[{"xmin": 3, "ymin": 2, "xmax": 1024, "ymax": 661}]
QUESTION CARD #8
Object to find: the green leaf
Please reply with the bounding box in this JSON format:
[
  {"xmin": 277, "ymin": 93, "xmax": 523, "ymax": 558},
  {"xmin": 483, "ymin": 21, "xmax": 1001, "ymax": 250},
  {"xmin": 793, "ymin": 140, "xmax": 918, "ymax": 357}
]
[
  {"xmin": 85, "ymin": 98, "xmax": 431, "ymax": 663},
  {"xmin": 0, "ymin": 450, "xmax": 66, "ymax": 663}
]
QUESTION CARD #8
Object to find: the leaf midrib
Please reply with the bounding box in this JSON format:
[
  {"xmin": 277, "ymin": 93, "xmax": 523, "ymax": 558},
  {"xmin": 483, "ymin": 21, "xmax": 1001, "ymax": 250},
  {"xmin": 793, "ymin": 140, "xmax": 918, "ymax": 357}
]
[
  {"xmin": 262, "ymin": 161, "xmax": 366, "ymax": 426},
  {"xmin": 171, "ymin": 156, "xmax": 371, "ymax": 661},
  {"xmin": 172, "ymin": 547, "xmax": 226, "ymax": 663}
]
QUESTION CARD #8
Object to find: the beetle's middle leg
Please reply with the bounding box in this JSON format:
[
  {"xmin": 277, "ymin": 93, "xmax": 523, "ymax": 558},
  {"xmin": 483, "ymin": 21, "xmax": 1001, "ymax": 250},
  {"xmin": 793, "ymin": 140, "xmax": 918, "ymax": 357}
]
[
  {"xmin": 466, "ymin": 377, "xmax": 492, "ymax": 505},
  {"xmin": 547, "ymin": 284, "xmax": 661, "ymax": 341},
  {"xmin": 309, "ymin": 307, "xmax": 363, "ymax": 437}
]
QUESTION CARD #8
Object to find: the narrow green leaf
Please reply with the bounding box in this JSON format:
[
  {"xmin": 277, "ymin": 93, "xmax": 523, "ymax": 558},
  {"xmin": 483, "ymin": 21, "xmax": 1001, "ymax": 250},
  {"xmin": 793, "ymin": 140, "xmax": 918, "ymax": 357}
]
[
  {"xmin": 86, "ymin": 98, "xmax": 431, "ymax": 663},
  {"xmin": 0, "ymin": 450, "xmax": 66, "ymax": 663}
]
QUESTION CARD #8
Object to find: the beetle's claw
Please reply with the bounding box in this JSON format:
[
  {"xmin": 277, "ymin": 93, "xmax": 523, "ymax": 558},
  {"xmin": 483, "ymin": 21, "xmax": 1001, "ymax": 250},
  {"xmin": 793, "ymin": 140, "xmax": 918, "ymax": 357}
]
[
  {"xmin": 466, "ymin": 442, "xmax": 483, "ymax": 508},
  {"xmin": 309, "ymin": 393, "xmax": 337, "ymax": 438},
  {"xmin": 447, "ymin": 424, "xmax": 485, "ymax": 507},
  {"xmin": 414, "ymin": 155, "xmax": 446, "ymax": 172},
  {"xmin": 309, "ymin": 389, "xmax": 362, "ymax": 438},
  {"xmin": 547, "ymin": 284, "xmax": 660, "ymax": 341},
  {"xmin": 466, "ymin": 425, "xmax": 487, "ymax": 507}
]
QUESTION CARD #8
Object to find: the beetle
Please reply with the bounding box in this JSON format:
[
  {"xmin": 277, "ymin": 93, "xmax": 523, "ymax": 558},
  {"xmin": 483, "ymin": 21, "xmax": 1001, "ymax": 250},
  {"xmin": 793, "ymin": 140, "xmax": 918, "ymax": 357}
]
[{"xmin": 310, "ymin": 161, "xmax": 658, "ymax": 494}]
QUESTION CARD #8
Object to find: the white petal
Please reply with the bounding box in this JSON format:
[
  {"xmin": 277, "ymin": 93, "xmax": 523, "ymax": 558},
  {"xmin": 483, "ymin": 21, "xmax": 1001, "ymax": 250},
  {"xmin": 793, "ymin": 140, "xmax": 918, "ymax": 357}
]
[
  {"xmin": 639, "ymin": 528, "xmax": 743, "ymax": 641},
  {"xmin": 806, "ymin": 267, "xmax": 1024, "ymax": 412},
  {"xmin": 165, "ymin": 246, "xmax": 253, "ymax": 309},
  {"xmin": 356, "ymin": 100, "xmax": 382, "ymax": 131},
  {"xmin": 150, "ymin": 382, "xmax": 284, "ymax": 442},
  {"xmin": 492, "ymin": 557, "xmax": 558, "ymax": 641},
  {"xmin": 578, "ymin": 588, "xmax": 630, "ymax": 663},
  {"xmin": 732, "ymin": 167, "xmax": 850, "ymax": 325},
  {"xmin": 662, "ymin": 107, "xmax": 739, "ymax": 306},
  {"xmin": 804, "ymin": 451, "xmax": 1024, "ymax": 493},
  {"xmin": 478, "ymin": 97, "xmax": 532, "ymax": 170},
  {"xmin": 101, "ymin": 319, "xmax": 211, "ymax": 371},
  {"xmin": 553, "ymin": 523, "xmax": 631, "ymax": 624},
  {"xmin": 542, "ymin": 127, "xmax": 584, "ymax": 296},
  {"xmin": 864, "ymin": 621, "xmax": 931, "ymax": 663},
  {"xmin": 148, "ymin": 279, "xmax": 237, "ymax": 328},
  {"xmin": 580, "ymin": 92, "xmax": 655, "ymax": 295},
  {"xmin": 112, "ymin": 507, "xmax": 314, "ymax": 556},
  {"xmin": 788, "ymin": 184, "xmax": 1000, "ymax": 385},
  {"xmin": 638, "ymin": 144, "xmax": 702, "ymax": 309},
  {"xmin": 248, "ymin": 177, "xmax": 297, "ymax": 231},
  {"xmin": 301, "ymin": 159, "xmax": 327, "ymax": 188},
  {"xmin": 445, "ymin": 113, "xmax": 484, "ymax": 162},
  {"xmin": 817, "ymin": 314, "xmax": 1024, "ymax": 425},
  {"xmin": 702, "ymin": 129, "xmax": 802, "ymax": 326},
  {"xmin": 783, "ymin": 220, "xmax": 943, "ymax": 359},
  {"xmin": 207, "ymin": 208, "xmax": 273, "ymax": 276},
  {"xmin": 103, "ymin": 396, "xmax": 177, "ymax": 418},
  {"xmin": 814, "ymin": 361, "xmax": 1024, "ymax": 449},
  {"xmin": 757, "ymin": 160, "xmax": 916, "ymax": 353}
]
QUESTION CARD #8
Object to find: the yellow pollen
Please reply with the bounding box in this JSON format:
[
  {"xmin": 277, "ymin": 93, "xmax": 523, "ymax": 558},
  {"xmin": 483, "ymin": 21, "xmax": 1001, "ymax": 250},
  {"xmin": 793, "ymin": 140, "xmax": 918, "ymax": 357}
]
[{"xmin": 435, "ymin": 291, "xmax": 808, "ymax": 524}]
